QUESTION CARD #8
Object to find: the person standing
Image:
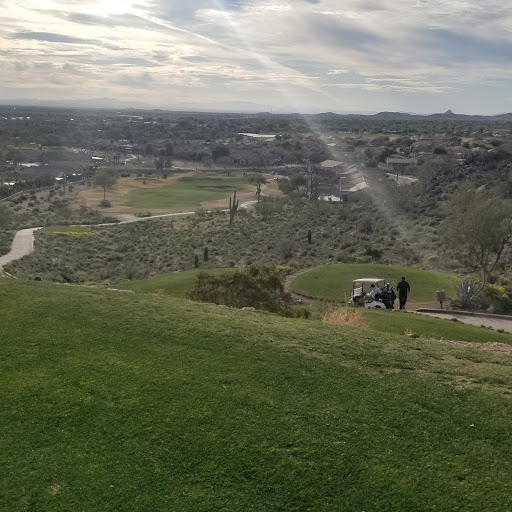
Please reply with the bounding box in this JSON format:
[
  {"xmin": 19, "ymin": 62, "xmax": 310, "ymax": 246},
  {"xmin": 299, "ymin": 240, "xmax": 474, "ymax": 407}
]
[{"xmin": 396, "ymin": 276, "xmax": 411, "ymax": 310}]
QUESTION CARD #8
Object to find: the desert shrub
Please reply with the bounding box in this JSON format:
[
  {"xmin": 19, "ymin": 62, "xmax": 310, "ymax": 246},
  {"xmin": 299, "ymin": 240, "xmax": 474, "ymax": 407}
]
[
  {"xmin": 360, "ymin": 218, "xmax": 373, "ymax": 234},
  {"xmin": 254, "ymin": 197, "xmax": 284, "ymax": 219},
  {"xmin": 451, "ymin": 279, "xmax": 483, "ymax": 310},
  {"xmin": 291, "ymin": 307, "xmax": 312, "ymax": 319},
  {"xmin": 188, "ymin": 265, "xmax": 290, "ymax": 313},
  {"xmin": 322, "ymin": 307, "xmax": 367, "ymax": 328},
  {"xmin": 278, "ymin": 239, "xmax": 295, "ymax": 259},
  {"xmin": 484, "ymin": 284, "xmax": 512, "ymax": 314},
  {"xmin": 365, "ymin": 247, "xmax": 383, "ymax": 259}
]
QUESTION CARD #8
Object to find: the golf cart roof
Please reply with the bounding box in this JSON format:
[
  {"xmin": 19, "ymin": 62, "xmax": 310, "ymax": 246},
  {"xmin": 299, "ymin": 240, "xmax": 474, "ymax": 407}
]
[{"xmin": 352, "ymin": 278, "xmax": 385, "ymax": 284}]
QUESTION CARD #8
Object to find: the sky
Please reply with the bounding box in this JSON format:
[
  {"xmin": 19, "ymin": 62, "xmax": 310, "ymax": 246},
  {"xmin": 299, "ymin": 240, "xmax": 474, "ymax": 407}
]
[{"xmin": 1, "ymin": 0, "xmax": 512, "ymax": 114}]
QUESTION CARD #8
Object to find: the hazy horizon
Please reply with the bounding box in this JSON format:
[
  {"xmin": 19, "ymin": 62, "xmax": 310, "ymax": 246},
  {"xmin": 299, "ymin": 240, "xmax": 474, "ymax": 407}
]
[{"xmin": 1, "ymin": 1, "xmax": 512, "ymax": 115}]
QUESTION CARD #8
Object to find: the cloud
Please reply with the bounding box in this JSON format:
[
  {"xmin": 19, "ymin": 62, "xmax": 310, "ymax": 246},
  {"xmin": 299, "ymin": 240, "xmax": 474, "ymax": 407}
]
[
  {"xmin": 1, "ymin": 0, "xmax": 512, "ymax": 113},
  {"xmin": 10, "ymin": 31, "xmax": 92, "ymax": 44},
  {"xmin": 116, "ymin": 72, "xmax": 154, "ymax": 88},
  {"xmin": 327, "ymin": 69, "xmax": 350, "ymax": 75},
  {"xmin": 415, "ymin": 28, "xmax": 512, "ymax": 65}
]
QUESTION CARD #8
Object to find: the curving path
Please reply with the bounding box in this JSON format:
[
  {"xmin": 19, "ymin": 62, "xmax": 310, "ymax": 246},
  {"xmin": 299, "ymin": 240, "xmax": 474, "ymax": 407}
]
[
  {"xmin": 0, "ymin": 201, "xmax": 260, "ymax": 272},
  {"xmin": 0, "ymin": 227, "xmax": 43, "ymax": 271}
]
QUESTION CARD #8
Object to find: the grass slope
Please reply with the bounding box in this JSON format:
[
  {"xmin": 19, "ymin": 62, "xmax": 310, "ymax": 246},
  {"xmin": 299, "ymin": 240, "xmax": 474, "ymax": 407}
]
[
  {"xmin": 292, "ymin": 264, "xmax": 460, "ymax": 303},
  {"xmin": 1, "ymin": 280, "xmax": 512, "ymax": 511},
  {"xmin": 363, "ymin": 310, "xmax": 512, "ymax": 344},
  {"xmin": 124, "ymin": 174, "xmax": 251, "ymax": 209},
  {"xmin": 119, "ymin": 269, "xmax": 234, "ymax": 298}
]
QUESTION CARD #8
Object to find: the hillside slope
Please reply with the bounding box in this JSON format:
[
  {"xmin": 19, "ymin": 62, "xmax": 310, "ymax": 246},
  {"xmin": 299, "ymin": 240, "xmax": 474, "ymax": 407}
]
[{"xmin": 1, "ymin": 280, "xmax": 511, "ymax": 511}]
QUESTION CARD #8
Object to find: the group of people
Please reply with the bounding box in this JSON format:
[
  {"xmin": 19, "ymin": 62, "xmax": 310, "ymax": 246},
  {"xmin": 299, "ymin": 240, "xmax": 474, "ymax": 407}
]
[{"xmin": 367, "ymin": 276, "xmax": 411, "ymax": 310}]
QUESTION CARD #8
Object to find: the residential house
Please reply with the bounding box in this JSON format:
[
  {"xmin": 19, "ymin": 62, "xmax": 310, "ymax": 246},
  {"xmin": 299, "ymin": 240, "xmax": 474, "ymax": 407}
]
[
  {"xmin": 385, "ymin": 157, "xmax": 418, "ymax": 174},
  {"xmin": 319, "ymin": 160, "xmax": 344, "ymax": 172}
]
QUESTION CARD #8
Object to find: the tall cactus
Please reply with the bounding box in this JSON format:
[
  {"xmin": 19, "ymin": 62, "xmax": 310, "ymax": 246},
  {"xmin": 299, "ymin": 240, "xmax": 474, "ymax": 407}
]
[{"xmin": 229, "ymin": 190, "xmax": 239, "ymax": 225}]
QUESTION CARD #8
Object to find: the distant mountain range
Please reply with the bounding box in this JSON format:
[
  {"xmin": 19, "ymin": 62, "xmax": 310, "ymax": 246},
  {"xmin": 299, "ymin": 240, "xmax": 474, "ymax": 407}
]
[
  {"xmin": 312, "ymin": 109, "xmax": 512, "ymax": 121},
  {"xmin": 1, "ymin": 99, "xmax": 511, "ymax": 120}
]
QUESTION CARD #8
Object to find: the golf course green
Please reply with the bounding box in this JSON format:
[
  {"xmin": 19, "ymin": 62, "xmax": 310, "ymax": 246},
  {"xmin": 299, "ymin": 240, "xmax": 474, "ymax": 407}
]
[
  {"xmin": 291, "ymin": 264, "xmax": 460, "ymax": 303},
  {"xmin": 124, "ymin": 173, "xmax": 251, "ymax": 209}
]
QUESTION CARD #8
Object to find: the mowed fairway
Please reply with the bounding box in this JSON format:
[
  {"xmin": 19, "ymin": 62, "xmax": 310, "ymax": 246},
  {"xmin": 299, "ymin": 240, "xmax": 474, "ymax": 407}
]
[
  {"xmin": 120, "ymin": 269, "xmax": 234, "ymax": 298},
  {"xmin": 124, "ymin": 173, "xmax": 251, "ymax": 209},
  {"xmin": 292, "ymin": 264, "xmax": 460, "ymax": 303},
  {"xmin": 1, "ymin": 280, "xmax": 512, "ymax": 511}
]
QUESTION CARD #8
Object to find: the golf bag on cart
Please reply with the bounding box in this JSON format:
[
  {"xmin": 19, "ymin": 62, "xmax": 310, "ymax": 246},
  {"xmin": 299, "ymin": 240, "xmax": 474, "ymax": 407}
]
[{"xmin": 379, "ymin": 287, "xmax": 397, "ymax": 310}]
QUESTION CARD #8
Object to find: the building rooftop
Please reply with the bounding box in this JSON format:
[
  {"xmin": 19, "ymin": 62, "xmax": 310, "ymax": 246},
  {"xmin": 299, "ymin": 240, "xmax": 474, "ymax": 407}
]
[
  {"xmin": 320, "ymin": 159, "xmax": 343, "ymax": 168},
  {"xmin": 386, "ymin": 158, "xmax": 417, "ymax": 164}
]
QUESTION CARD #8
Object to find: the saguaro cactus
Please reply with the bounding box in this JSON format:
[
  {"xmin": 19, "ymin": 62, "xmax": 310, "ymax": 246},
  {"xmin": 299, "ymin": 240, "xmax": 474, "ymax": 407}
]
[
  {"xmin": 194, "ymin": 254, "xmax": 199, "ymax": 268},
  {"xmin": 229, "ymin": 190, "xmax": 239, "ymax": 225},
  {"xmin": 307, "ymin": 229, "xmax": 312, "ymax": 244}
]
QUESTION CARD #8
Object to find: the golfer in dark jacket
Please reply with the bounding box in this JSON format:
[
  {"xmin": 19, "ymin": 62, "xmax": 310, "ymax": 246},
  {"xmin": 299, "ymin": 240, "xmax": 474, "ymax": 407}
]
[{"xmin": 397, "ymin": 276, "xmax": 411, "ymax": 310}]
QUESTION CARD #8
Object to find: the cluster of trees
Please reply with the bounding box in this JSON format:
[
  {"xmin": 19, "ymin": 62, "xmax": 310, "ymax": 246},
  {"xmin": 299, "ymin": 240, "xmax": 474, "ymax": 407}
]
[{"xmin": 442, "ymin": 183, "xmax": 512, "ymax": 283}]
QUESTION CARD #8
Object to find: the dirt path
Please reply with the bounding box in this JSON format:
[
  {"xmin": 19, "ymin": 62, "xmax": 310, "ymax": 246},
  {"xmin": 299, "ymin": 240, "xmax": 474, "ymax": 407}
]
[{"xmin": 0, "ymin": 228, "xmax": 43, "ymax": 271}]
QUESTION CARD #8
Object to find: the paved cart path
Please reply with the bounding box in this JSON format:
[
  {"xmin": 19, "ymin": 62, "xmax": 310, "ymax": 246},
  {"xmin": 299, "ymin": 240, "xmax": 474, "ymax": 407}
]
[
  {"xmin": 0, "ymin": 228, "xmax": 43, "ymax": 270},
  {"xmin": 415, "ymin": 310, "xmax": 512, "ymax": 334},
  {"xmin": 0, "ymin": 201, "xmax": 259, "ymax": 271}
]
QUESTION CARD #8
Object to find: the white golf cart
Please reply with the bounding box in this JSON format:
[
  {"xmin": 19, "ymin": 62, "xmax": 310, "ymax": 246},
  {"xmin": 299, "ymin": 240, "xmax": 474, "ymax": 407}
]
[{"xmin": 348, "ymin": 278, "xmax": 393, "ymax": 310}]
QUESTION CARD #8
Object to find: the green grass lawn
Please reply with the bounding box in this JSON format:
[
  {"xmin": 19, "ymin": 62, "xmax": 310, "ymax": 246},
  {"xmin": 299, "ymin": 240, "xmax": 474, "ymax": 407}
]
[
  {"xmin": 120, "ymin": 269, "xmax": 234, "ymax": 298},
  {"xmin": 124, "ymin": 173, "xmax": 251, "ymax": 209},
  {"xmin": 292, "ymin": 264, "xmax": 460, "ymax": 303},
  {"xmin": 1, "ymin": 280, "xmax": 512, "ymax": 510},
  {"xmin": 362, "ymin": 309, "xmax": 511, "ymax": 344}
]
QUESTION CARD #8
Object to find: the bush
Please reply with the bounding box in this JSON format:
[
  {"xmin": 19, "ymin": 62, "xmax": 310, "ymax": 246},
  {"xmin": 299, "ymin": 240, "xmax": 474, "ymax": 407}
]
[
  {"xmin": 451, "ymin": 279, "xmax": 483, "ymax": 310},
  {"xmin": 485, "ymin": 284, "xmax": 512, "ymax": 314},
  {"xmin": 323, "ymin": 307, "xmax": 367, "ymax": 328},
  {"xmin": 278, "ymin": 239, "xmax": 295, "ymax": 259},
  {"xmin": 254, "ymin": 197, "xmax": 283, "ymax": 219},
  {"xmin": 188, "ymin": 265, "xmax": 290, "ymax": 313}
]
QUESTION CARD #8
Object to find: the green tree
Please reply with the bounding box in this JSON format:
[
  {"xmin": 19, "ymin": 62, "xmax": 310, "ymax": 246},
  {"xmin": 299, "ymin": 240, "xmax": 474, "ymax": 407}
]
[
  {"xmin": 212, "ymin": 145, "xmax": 230, "ymax": 162},
  {"xmin": 95, "ymin": 169, "xmax": 118, "ymax": 202},
  {"xmin": 442, "ymin": 183, "xmax": 512, "ymax": 283},
  {"xmin": 154, "ymin": 157, "xmax": 164, "ymax": 173},
  {"xmin": 249, "ymin": 174, "xmax": 267, "ymax": 202},
  {"xmin": 290, "ymin": 173, "xmax": 307, "ymax": 191}
]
